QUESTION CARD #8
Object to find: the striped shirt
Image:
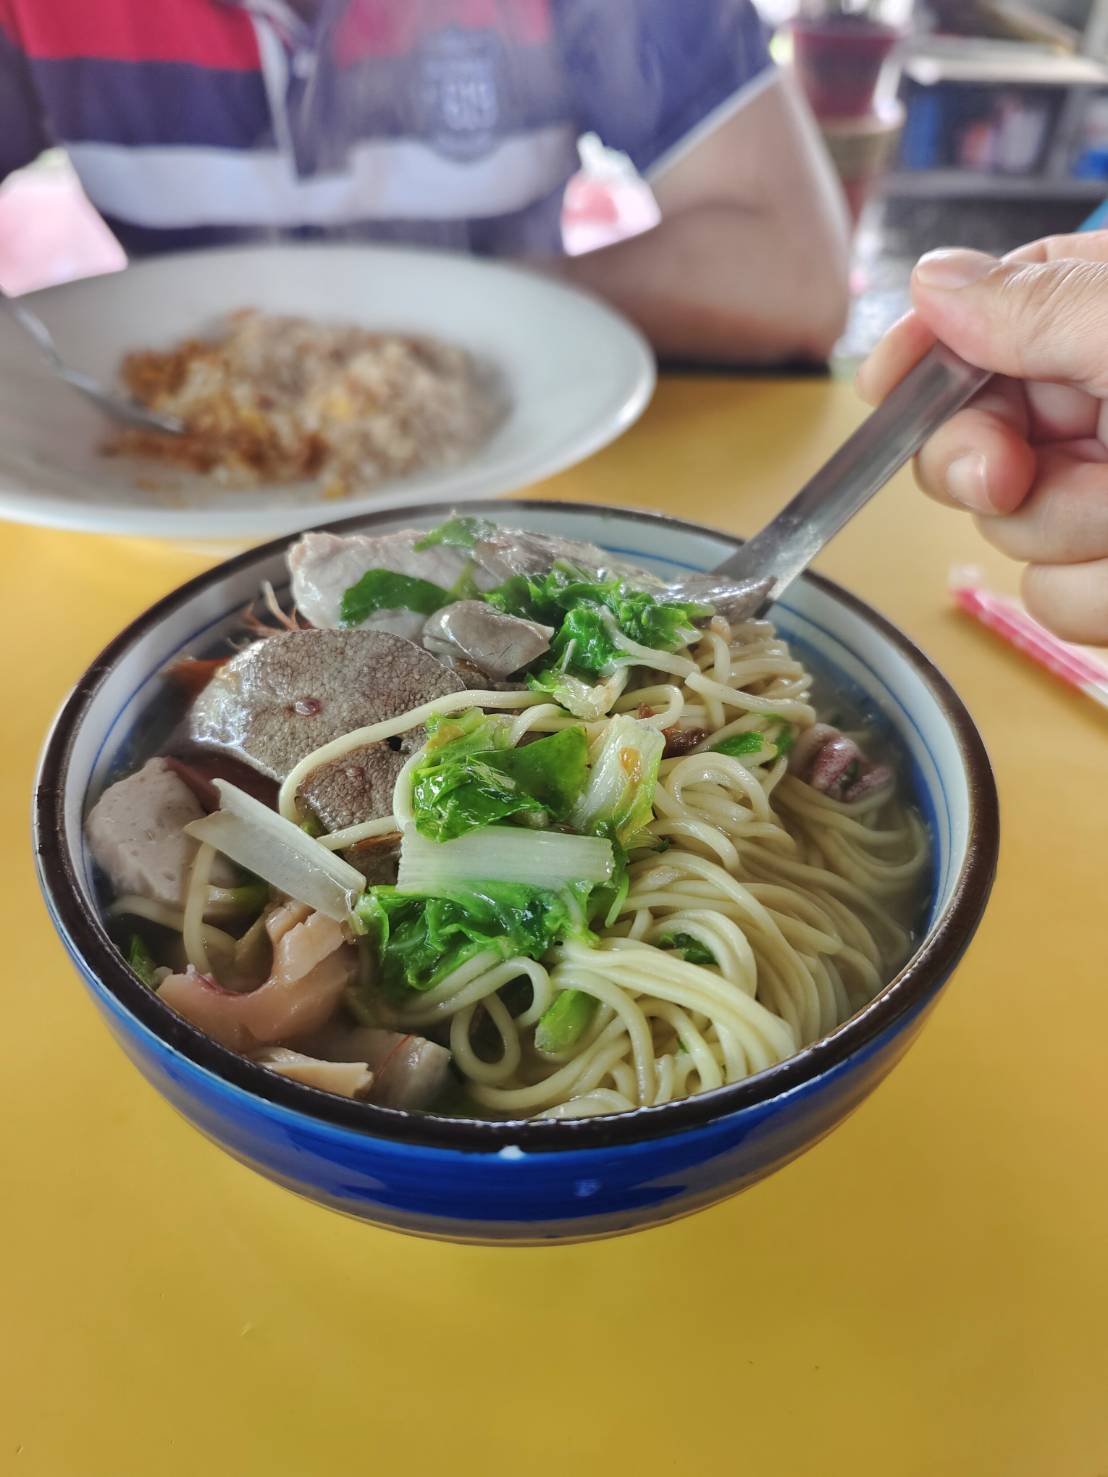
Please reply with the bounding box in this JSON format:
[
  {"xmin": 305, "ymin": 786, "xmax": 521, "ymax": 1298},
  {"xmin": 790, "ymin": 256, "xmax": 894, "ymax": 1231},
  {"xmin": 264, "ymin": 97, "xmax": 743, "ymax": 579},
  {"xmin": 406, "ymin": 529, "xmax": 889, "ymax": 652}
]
[{"xmin": 0, "ymin": 0, "xmax": 774, "ymax": 257}]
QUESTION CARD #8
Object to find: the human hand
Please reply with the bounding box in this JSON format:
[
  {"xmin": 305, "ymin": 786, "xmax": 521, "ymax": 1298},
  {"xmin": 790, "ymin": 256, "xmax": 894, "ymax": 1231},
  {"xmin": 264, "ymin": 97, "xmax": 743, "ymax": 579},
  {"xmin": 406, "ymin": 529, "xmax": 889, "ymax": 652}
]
[{"xmin": 856, "ymin": 233, "xmax": 1108, "ymax": 643}]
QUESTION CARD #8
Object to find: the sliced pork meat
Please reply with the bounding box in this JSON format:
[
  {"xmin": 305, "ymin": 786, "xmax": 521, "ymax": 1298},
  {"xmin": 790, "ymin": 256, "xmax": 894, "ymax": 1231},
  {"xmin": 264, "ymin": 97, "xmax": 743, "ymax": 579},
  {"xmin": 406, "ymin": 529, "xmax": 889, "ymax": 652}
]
[
  {"xmin": 288, "ymin": 529, "xmax": 499, "ymax": 636},
  {"xmin": 421, "ymin": 600, "xmax": 553, "ymax": 679},
  {"xmin": 306, "ymin": 1024, "xmax": 452, "ymax": 1110},
  {"xmin": 85, "ymin": 757, "xmax": 234, "ymax": 908},
  {"xmin": 251, "ymin": 1047, "xmax": 374, "ymax": 1099},
  {"xmin": 287, "ymin": 523, "xmax": 774, "ymax": 654},
  {"xmin": 471, "ymin": 527, "xmax": 633, "ymax": 585},
  {"xmin": 188, "ymin": 627, "xmax": 463, "ymax": 830},
  {"xmin": 157, "ymin": 906, "xmax": 356, "ymax": 1051},
  {"xmin": 287, "ymin": 526, "xmax": 655, "ymax": 639},
  {"xmin": 789, "ymin": 723, "xmax": 893, "ymax": 803}
]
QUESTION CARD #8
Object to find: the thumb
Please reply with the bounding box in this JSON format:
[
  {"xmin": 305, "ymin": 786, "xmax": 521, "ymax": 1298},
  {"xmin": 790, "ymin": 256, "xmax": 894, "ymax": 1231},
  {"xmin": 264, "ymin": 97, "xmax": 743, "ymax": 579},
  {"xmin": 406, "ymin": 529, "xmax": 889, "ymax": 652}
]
[{"xmin": 910, "ymin": 248, "xmax": 1108, "ymax": 394}]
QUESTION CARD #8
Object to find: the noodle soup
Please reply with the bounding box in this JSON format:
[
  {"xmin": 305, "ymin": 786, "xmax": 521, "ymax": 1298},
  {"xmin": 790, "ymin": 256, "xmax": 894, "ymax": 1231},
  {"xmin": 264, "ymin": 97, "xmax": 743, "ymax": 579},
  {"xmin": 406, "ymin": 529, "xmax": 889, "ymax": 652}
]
[{"xmin": 84, "ymin": 517, "xmax": 929, "ymax": 1121}]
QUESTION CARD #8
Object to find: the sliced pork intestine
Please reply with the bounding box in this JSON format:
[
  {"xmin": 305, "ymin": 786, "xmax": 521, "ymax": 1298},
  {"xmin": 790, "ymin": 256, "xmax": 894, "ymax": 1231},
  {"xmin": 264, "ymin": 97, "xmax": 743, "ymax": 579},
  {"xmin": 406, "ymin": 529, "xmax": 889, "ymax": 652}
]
[{"xmin": 157, "ymin": 905, "xmax": 355, "ymax": 1052}]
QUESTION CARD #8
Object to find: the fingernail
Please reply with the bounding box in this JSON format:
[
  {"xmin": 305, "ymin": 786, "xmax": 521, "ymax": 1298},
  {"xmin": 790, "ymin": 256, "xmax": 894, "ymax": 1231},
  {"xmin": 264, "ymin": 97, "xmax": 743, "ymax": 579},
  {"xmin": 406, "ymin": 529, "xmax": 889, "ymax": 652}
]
[
  {"xmin": 915, "ymin": 249, "xmax": 996, "ymax": 291},
  {"xmin": 946, "ymin": 452, "xmax": 990, "ymax": 509}
]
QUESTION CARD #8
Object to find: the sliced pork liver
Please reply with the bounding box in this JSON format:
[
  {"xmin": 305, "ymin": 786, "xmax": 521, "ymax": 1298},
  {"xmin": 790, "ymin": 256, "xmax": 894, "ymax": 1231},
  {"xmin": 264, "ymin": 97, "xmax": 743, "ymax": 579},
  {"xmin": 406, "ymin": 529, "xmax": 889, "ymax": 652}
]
[
  {"xmin": 286, "ymin": 526, "xmax": 636, "ymax": 638},
  {"xmin": 187, "ymin": 628, "xmax": 463, "ymax": 831}
]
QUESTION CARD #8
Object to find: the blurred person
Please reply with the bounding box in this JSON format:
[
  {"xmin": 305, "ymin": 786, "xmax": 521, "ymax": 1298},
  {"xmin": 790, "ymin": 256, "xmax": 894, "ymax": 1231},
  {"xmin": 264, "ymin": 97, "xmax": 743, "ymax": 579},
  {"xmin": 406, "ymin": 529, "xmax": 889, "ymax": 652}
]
[
  {"xmin": 858, "ymin": 234, "xmax": 1108, "ymax": 645},
  {"xmin": 0, "ymin": 0, "xmax": 850, "ymax": 362}
]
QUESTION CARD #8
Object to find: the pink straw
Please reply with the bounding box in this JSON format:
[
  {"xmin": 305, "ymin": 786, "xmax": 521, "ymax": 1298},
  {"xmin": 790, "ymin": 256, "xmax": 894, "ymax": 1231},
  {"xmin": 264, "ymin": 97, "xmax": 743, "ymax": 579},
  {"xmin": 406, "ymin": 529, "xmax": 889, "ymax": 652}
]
[{"xmin": 950, "ymin": 570, "xmax": 1108, "ymax": 712}]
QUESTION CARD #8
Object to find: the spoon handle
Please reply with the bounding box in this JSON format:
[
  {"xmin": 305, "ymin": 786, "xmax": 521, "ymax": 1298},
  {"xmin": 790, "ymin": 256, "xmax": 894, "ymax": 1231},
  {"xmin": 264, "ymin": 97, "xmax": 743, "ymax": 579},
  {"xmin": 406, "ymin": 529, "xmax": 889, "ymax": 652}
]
[
  {"xmin": 0, "ymin": 283, "xmax": 65, "ymax": 375},
  {"xmin": 712, "ymin": 344, "xmax": 992, "ymax": 605}
]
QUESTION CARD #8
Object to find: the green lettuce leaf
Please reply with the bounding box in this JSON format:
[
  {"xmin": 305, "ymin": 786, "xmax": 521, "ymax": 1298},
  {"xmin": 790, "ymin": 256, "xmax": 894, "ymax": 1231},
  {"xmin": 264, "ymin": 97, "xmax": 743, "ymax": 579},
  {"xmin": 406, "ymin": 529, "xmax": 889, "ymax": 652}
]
[
  {"xmin": 353, "ymin": 880, "xmax": 593, "ymax": 995},
  {"xmin": 339, "ymin": 569, "xmax": 450, "ymax": 627},
  {"xmin": 608, "ymin": 585, "xmax": 709, "ymax": 651},
  {"xmin": 413, "ymin": 514, "xmax": 494, "ymax": 551},
  {"xmin": 712, "ymin": 722, "xmax": 797, "ymax": 760},
  {"xmin": 493, "ymin": 726, "xmax": 589, "ymax": 816},
  {"xmin": 535, "ymin": 989, "xmax": 597, "ymax": 1052},
  {"xmin": 525, "ymin": 667, "xmax": 625, "ymax": 722},
  {"xmin": 127, "ymin": 933, "xmax": 158, "ymax": 987},
  {"xmin": 486, "ymin": 564, "xmax": 709, "ymax": 679},
  {"xmin": 547, "ymin": 605, "xmax": 623, "ymax": 677},
  {"xmin": 711, "ymin": 731, "xmax": 766, "ymax": 758},
  {"xmin": 411, "ymin": 712, "xmax": 588, "ymax": 841},
  {"xmin": 484, "ymin": 571, "xmax": 563, "ymax": 625},
  {"xmin": 659, "ymin": 931, "xmax": 716, "ymax": 967}
]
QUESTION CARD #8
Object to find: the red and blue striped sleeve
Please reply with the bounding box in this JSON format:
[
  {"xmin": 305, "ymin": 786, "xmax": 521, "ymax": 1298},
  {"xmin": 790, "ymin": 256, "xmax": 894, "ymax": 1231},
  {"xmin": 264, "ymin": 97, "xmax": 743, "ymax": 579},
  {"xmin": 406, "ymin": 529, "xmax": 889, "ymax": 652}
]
[
  {"xmin": 554, "ymin": 0, "xmax": 774, "ymax": 176},
  {"xmin": 0, "ymin": 7, "xmax": 53, "ymax": 181}
]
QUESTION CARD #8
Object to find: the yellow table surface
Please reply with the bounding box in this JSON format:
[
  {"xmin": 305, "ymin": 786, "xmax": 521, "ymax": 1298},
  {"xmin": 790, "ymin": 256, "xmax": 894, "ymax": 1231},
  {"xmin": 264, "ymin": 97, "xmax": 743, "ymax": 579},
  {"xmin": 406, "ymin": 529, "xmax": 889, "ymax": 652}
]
[{"xmin": 5, "ymin": 376, "xmax": 1106, "ymax": 1477}]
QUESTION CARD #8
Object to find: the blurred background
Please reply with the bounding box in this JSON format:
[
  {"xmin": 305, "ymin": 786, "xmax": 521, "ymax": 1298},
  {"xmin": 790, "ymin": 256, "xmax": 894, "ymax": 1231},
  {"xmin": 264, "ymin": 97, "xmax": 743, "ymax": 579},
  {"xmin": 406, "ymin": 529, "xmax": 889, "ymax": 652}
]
[
  {"xmin": 777, "ymin": 0, "xmax": 1108, "ymax": 364},
  {"xmin": 4, "ymin": 0, "xmax": 1107, "ymax": 370}
]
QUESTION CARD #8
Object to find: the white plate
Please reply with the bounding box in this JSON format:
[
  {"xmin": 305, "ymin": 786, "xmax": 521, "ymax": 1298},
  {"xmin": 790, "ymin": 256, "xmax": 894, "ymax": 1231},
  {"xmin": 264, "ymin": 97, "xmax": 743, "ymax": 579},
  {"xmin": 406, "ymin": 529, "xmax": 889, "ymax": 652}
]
[{"xmin": 0, "ymin": 244, "xmax": 654, "ymax": 540}]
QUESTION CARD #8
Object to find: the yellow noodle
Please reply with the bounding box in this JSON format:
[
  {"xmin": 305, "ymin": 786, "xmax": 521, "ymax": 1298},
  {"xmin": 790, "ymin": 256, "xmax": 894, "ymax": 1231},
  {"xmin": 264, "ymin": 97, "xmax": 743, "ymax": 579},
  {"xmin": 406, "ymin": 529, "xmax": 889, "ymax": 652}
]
[
  {"xmin": 107, "ymin": 895, "xmax": 237, "ymax": 958},
  {"xmin": 420, "ymin": 619, "xmax": 926, "ymax": 1114}
]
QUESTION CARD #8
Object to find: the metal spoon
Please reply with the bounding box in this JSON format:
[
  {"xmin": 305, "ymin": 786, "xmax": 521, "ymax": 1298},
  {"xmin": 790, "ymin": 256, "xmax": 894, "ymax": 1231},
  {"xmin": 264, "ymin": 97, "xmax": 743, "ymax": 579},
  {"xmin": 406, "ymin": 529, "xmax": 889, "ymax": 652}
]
[
  {"xmin": 670, "ymin": 344, "xmax": 992, "ymax": 620},
  {"xmin": 0, "ymin": 284, "xmax": 185, "ymax": 435}
]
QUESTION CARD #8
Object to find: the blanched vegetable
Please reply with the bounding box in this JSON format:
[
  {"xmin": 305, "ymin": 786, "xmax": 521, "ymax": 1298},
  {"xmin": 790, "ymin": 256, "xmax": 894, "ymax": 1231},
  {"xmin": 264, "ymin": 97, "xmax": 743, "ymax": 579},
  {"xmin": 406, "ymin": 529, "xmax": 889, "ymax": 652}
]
[
  {"xmin": 535, "ymin": 989, "xmax": 596, "ymax": 1053},
  {"xmin": 548, "ymin": 605, "xmax": 624, "ymax": 676},
  {"xmin": 353, "ymin": 881, "xmax": 593, "ymax": 994},
  {"xmin": 413, "ymin": 514, "xmax": 494, "ymax": 551},
  {"xmin": 488, "ymin": 565, "xmax": 707, "ymax": 679},
  {"xmin": 411, "ymin": 710, "xmax": 588, "ymax": 841},
  {"xmin": 127, "ymin": 933, "xmax": 159, "ymax": 987},
  {"xmin": 773, "ymin": 723, "xmax": 797, "ymax": 757},
  {"xmin": 397, "ymin": 825, "xmax": 614, "ymax": 892},
  {"xmin": 712, "ymin": 723, "xmax": 796, "ymax": 760},
  {"xmin": 711, "ymin": 731, "xmax": 767, "ymax": 758},
  {"xmin": 204, "ymin": 880, "xmax": 270, "ymax": 920},
  {"xmin": 570, "ymin": 715, "xmax": 665, "ymax": 850},
  {"xmin": 525, "ymin": 667, "xmax": 626, "ymax": 722},
  {"xmin": 339, "ymin": 569, "xmax": 450, "ymax": 627},
  {"xmin": 185, "ymin": 780, "xmax": 365, "ymax": 923},
  {"xmin": 659, "ymin": 932, "xmax": 717, "ymax": 967},
  {"xmin": 334, "ymin": 553, "xmax": 707, "ymax": 689}
]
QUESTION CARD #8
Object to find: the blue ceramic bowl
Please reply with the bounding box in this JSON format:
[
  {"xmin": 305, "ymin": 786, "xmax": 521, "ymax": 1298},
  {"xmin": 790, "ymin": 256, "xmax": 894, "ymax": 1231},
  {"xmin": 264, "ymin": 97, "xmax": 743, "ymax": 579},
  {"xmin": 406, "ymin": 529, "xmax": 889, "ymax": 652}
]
[{"xmin": 34, "ymin": 501, "xmax": 998, "ymax": 1243}]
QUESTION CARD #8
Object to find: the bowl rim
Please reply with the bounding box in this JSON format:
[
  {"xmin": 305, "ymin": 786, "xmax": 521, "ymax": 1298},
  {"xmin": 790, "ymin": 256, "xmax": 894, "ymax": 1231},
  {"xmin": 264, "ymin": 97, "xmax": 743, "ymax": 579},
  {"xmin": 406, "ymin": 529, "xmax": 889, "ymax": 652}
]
[{"xmin": 34, "ymin": 498, "xmax": 999, "ymax": 1154}]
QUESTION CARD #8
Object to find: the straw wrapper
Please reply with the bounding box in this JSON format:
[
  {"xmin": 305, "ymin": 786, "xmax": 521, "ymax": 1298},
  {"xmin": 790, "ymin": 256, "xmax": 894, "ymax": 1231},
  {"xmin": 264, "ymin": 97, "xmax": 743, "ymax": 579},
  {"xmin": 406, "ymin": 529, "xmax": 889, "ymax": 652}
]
[{"xmin": 950, "ymin": 569, "xmax": 1108, "ymax": 711}]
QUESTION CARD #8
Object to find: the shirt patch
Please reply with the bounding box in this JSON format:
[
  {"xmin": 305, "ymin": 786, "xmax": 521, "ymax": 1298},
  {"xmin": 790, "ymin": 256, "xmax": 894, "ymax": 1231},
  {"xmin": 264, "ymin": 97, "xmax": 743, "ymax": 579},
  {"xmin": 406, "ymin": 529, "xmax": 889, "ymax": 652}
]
[{"xmin": 411, "ymin": 25, "xmax": 505, "ymax": 161}]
